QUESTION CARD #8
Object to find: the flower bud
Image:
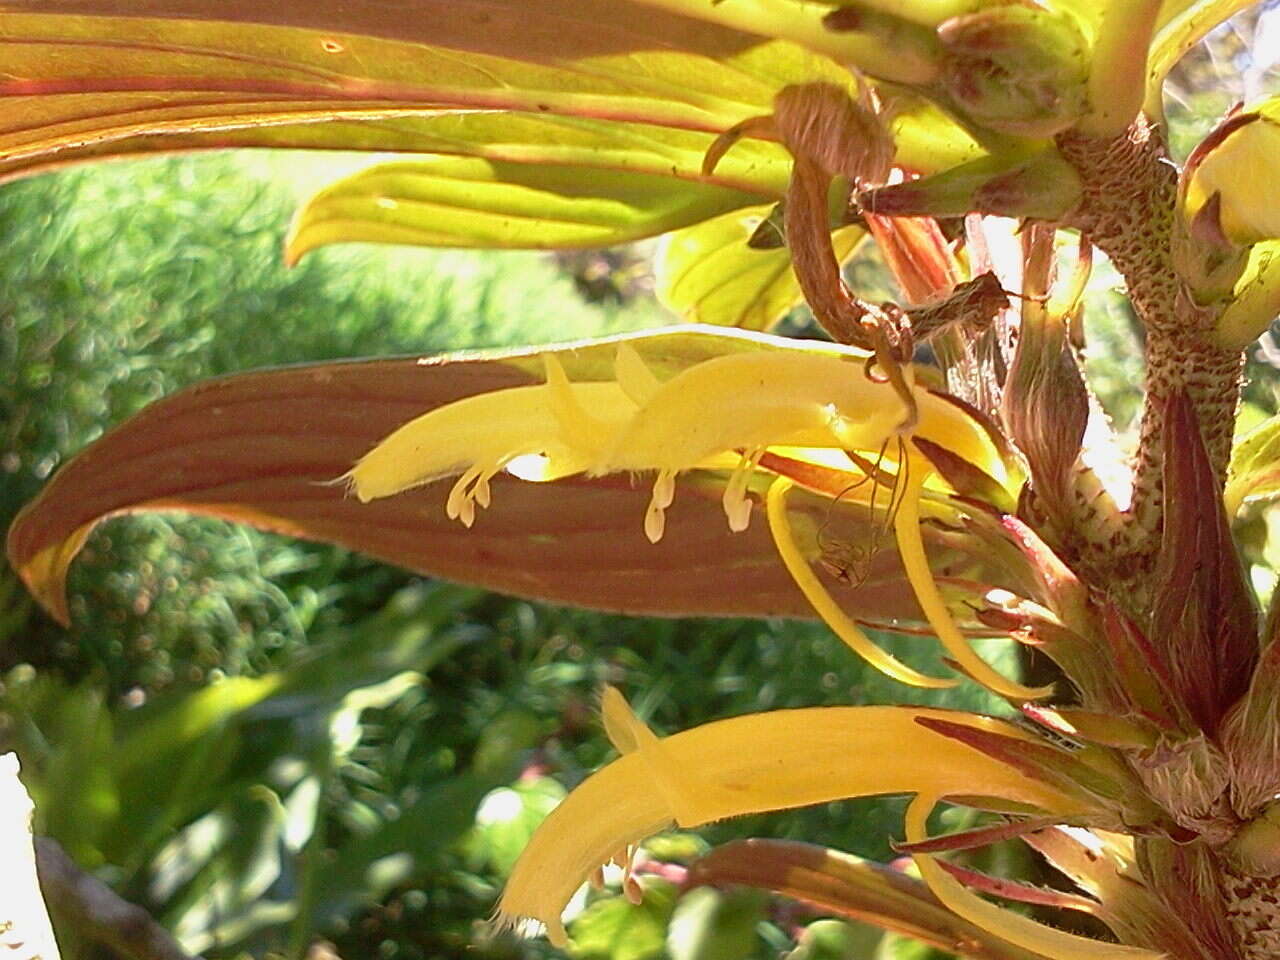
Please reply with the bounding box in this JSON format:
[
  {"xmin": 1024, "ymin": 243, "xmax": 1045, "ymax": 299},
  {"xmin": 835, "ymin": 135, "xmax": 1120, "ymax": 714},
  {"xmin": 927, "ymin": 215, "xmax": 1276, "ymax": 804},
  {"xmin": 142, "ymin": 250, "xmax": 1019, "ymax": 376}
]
[
  {"xmin": 1182, "ymin": 101, "xmax": 1280, "ymax": 247},
  {"xmin": 936, "ymin": 6, "xmax": 1089, "ymax": 137},
  {"xmin": 860, "ymin": 149, "xmax": 1081, "ymax": 220},
  {"xmin": 1226, "ymin": 801, "xmax": 1280, "ymax": 877},
  {"xmin": 1176, "ymin": 98, "xmax": 1280, "ymax": 345}
]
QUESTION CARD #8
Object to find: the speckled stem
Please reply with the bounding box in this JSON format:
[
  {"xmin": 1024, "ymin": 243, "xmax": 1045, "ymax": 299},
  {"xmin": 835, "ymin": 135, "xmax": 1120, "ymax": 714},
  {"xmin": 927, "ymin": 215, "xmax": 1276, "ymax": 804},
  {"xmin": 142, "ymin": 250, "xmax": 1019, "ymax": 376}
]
[
  {"xmin": 1059, "ymin": 121, "xmax": 1272, "ymax": 960},
  {"xmin": 1222, "ymin": 864, "xmax": 1280, "ymax": 960},
  {"xmin": 1055, "ymin": 117, "xmax": 1245, "ymax": 571}
]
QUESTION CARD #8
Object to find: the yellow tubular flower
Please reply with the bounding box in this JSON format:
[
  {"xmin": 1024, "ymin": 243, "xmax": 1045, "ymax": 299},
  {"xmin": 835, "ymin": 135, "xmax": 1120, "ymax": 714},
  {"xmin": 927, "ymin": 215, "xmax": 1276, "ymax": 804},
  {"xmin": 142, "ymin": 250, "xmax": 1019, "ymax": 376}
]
[
  {"xmin": 347, "ymin": 330, "xmax": 1006, "ymax": 534},
  {"xmin": 346, "ymin": 328, "xmax": 1024, "ymax": 691},
  {"xmin": 905, "ymin": 795, "xmax": 1162, "ymax": 960},
  {"xmin": 497, "ymin": 688, "xmax": 1087, "ymax": 947}
]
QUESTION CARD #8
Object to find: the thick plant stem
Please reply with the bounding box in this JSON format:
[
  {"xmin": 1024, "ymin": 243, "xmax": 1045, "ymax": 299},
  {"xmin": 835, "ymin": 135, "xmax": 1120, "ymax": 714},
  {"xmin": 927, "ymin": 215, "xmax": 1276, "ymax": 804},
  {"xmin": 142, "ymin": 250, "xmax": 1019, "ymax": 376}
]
[{"xmin": 1056, "ymin": 117, "xmax": 1244, "ymax": 574}]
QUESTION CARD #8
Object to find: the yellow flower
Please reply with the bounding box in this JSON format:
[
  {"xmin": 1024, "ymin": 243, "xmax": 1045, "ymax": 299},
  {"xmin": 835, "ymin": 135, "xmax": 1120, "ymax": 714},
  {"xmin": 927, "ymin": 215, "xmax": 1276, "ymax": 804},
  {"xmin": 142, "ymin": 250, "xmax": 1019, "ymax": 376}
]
[
  {"xmin": 347, "ymin": 326, "xmax": 1047, "ymax": 700},
  {"xmin": 496, "ymin": 686, "xmax": 1089, "ymax": 948}
]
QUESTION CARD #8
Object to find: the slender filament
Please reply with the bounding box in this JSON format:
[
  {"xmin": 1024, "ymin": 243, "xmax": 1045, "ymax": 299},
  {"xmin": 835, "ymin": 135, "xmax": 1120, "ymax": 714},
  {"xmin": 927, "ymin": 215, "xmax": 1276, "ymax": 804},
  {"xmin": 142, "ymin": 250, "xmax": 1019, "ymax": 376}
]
[{"xmin": 905, "ymin": 794, "xmax": 1160, "ymax": 960}]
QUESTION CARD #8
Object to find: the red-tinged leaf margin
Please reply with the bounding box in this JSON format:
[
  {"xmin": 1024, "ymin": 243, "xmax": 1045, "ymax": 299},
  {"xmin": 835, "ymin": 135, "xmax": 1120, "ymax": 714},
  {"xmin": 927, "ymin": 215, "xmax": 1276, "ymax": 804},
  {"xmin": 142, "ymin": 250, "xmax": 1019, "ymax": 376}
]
[{"xmin": 683, "ymin": 839, "xmax": 1048, "ymax": 960}]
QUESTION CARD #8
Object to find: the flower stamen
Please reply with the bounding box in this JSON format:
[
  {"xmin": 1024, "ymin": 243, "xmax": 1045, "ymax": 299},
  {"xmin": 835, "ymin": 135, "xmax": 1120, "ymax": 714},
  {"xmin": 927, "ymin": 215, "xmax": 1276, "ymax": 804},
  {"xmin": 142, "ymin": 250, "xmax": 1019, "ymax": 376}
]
[
  {"xmin": 723, "ymin": 446, "xmax": 766, "ymax": 532},
  {"xmin": 891, "ymin": 467, "xmax": 1053, "ymax": 701},
  {"xmin": 645, "ymin": 469, "xmax": 678, "ymax": 543},
  {"xmin": 905, "ymin": 794, "xmax": 1158, "ymax": 960},
  {"xmin": 446, "ymin": 463, "xmax": 502, "ymax": 527}
]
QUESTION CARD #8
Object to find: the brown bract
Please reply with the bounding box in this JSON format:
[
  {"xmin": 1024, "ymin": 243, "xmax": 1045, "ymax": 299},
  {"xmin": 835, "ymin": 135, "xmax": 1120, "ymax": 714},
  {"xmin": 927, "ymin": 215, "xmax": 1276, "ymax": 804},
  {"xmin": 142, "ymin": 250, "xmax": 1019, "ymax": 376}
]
[{"xmin": 7, "ymin": 352, "xmax": 1000, "ymax": 629}]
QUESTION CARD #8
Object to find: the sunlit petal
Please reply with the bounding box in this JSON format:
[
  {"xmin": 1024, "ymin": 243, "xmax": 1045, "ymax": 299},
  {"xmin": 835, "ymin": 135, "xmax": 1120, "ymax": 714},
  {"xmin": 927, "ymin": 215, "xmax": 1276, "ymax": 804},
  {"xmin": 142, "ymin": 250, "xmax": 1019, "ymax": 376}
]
[
  {"xmin": 497, "ymin": 692, "xmax": 1088, "ymax": 946},
  {"xmin": 344, "ymin": 380, "xmax": 636, "ymax": 502}
]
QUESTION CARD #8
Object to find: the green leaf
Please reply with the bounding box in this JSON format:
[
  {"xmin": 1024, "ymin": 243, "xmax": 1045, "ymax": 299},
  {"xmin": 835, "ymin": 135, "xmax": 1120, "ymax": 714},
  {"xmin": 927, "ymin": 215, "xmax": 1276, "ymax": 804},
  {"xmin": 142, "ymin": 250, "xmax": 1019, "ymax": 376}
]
[
  {"xmin": 656, "ymin": 205, "xmax": 865, "ymax": 329},
  {"xmin": 4, "ymin": 674, "xmax": 119, "ymax": 866},
  {"xmin": 468, "ymin": 775, "xmax": 567, "ymax": 876},
  {"xmin": 0, "ymin": 4, "xmax": 841, "ymax": 181},
  {"xmin": 110, "ymin": 675, "xmax": 285, "ymax": 779},
  {"xmin": 300, "ymin": 112, "xmax": 795, "ymax": 196},
  {"xmin": 667, "ymin": 886, "xmax": 767, "ymax": 960},
  {"xmin": 1226, "ymin": 414, "xmax": 1280, "ymax": 516},
  {"xmin": 153, "ymin": 784, "xmax": 288, "ymax": 953},
  {"xmin": 312, "ymin": 771, "xmax": 513, "ymax": 929},
  {"xmin": 569, "ymin": 880, "xmax": 679, "ymax": 960},
  {"xmin": 285, "ymin": 157, "xmax": 768, "ymax": 262}
]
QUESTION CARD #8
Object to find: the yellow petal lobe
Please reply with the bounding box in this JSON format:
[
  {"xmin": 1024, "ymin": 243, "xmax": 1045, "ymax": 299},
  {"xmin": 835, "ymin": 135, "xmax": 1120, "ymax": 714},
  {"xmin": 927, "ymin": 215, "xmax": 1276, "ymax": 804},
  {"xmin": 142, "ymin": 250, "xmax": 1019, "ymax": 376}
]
[
  {"xmin": 613, "ymin": 343, "xmax": 663, "ymax": 406},
  {"xmin": 497, "ymin": 698, "xmax": 1084, "ymax": 945},
  {"xmin": 906, "ymin": 795, "xmax": 1162, "ymax": 960},
  {"xmin": 600, "ymin": 352, "xmax": 907, "ymax": 474}
]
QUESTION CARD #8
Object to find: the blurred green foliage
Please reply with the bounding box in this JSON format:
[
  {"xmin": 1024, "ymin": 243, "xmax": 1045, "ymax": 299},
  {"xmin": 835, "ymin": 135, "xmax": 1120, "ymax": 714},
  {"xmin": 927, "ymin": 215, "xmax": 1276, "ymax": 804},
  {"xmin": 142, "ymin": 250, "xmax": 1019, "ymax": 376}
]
[{"xmin": 0, "ymin": 154, "xmax": 1002, "ymax": 960}]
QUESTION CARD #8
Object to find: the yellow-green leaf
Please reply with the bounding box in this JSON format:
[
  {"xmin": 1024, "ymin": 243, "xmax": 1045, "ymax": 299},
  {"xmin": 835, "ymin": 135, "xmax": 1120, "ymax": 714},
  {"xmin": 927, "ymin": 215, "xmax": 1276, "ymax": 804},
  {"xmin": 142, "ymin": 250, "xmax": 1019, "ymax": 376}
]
[
  {"xmin": 655, "ymin": 205, "xmax": 866, "ymax": 329},
  {"xmin": 0, "ymin": 4, "xmax": 841, "ymax": 182},
  {"xmin": 285, "ymin": 157, "xmax": 769, "ymax": 260},
  {"xmin": 1226, "ymin": 414, "xmax": 1280, "ymax": 515}
]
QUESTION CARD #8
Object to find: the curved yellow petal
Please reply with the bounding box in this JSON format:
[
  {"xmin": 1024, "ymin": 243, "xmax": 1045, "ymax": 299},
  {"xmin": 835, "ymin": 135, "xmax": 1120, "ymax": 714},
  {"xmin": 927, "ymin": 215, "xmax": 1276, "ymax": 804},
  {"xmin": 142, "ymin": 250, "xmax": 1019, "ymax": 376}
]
[
  {"xmin": 497, "ymin": 697, "xmax": 1085, "ymax": 946},
  {"xmin": 893, "ymin": 467, "xmax": 1054, "ymax": 701},
  {"xmin": 905, "ymin": 795, "xmax": 1162, "ymax": 960},
  {"xmin": 600, "ymin": 351, "xmax": 908, "ymax": 474},
  {"xmin": 765, "ymin": 476, "xmax": 957, "ymax": 689},
  {"xmin": 344, "ymin": 380, "xmax": 636, "ymax": 501}
]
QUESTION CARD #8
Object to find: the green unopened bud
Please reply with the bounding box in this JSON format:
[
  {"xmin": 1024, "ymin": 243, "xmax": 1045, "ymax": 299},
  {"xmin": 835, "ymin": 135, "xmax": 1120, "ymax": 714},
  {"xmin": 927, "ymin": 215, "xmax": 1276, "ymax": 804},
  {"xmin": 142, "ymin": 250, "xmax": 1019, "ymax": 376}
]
[
  {"xmin": 1227, "ymin": 801, "xmax": 1280, "ymax": 877},
  {"xmin": 935, "ymin": 6, "xmax": 1089, "ymax": 137},
  {"xmin": 860, "ymin": 148, "xmax": 1081, "ymax": 220},
  {"xmin": 786, "ymin": 919, "xmax": 881, "ymax": 960}
]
